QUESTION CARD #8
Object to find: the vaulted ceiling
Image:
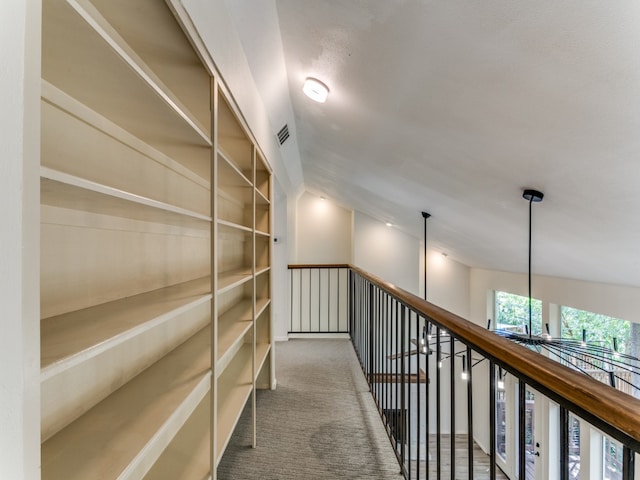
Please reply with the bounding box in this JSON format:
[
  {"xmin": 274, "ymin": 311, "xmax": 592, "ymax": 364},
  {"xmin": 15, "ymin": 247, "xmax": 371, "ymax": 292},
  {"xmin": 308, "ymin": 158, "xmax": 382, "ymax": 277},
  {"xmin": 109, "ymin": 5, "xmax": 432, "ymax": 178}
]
[{"xmin": 225, "ymin": 1, "xmax": 640, "ymax": 288}]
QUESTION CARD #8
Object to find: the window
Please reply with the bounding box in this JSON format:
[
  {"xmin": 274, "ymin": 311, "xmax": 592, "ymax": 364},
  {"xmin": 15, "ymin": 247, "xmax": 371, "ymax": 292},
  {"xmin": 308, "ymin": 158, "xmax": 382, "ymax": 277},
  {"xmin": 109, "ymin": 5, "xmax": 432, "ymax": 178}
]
[
  {"xmin": 568, "ymin": 415, "xmax": 580, "ymax": 480},
  {"xmin": 495, "ymin": 291, "xmax": 542, "ymax": 335},
  {"xmin": 604, "ymin": 437, "xmax": 623, "ymax": 480},
  {"xmin": 560, "ymin": 306, "xmax": 629, "ymax": 354}
]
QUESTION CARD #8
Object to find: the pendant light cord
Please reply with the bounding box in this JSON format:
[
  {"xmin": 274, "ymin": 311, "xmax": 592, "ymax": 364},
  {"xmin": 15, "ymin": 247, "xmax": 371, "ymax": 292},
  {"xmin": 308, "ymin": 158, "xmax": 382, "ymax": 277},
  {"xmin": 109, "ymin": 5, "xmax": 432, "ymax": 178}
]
[
  {"xmin": 528, "ymin": 197, "xmax": 533, "ymax": 339},
  {"xmin": 422, "ymin": 211, "xmax": 431, "ymax": 302}
]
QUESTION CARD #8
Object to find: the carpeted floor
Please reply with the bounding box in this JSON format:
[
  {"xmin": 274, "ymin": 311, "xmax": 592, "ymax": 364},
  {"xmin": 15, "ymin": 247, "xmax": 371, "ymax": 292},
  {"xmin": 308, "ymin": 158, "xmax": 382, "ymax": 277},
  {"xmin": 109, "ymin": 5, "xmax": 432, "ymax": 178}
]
[{"xmin": 217, "ymin": 339, "xmax": 402, "ymax": 479}]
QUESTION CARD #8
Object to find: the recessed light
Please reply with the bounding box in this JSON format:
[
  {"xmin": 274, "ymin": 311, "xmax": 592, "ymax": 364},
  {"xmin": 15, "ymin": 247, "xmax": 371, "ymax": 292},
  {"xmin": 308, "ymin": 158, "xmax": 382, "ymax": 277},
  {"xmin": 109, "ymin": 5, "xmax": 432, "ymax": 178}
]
[
  {"xmin": 385, "ymin": 222, "xmax": 392, "ymax": 227},
  {"xmin": 303, "ymin": 77, "xmax": 329, "ymax": 103}
]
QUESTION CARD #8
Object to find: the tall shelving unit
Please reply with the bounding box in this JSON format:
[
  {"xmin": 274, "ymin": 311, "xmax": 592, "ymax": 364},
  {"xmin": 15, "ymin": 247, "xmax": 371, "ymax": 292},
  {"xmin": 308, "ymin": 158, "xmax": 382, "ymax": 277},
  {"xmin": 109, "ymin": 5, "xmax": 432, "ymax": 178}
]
[{"xmin": 40, "ymin": 1, "xmax": 274, "ymax": 479}]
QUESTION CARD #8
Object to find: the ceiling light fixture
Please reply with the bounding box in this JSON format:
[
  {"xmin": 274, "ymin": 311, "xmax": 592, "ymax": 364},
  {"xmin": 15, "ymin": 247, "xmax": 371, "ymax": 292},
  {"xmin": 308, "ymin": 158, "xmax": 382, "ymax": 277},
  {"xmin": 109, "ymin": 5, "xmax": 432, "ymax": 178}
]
[
  {"xmin": 303, "ymin": 77, "xmax": 329, "ymax": 103},
  {"xmin": 385, "ymin": 222, "xmax": 392, "ymax": 227}
]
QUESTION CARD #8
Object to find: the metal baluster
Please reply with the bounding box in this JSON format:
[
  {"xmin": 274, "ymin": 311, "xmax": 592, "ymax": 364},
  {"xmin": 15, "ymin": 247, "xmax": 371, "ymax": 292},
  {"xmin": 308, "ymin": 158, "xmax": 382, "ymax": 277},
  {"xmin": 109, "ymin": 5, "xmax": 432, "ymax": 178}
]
[
  {"xmin": 560, "ymin": 406, "xmax": 568, "ymax": 480},
  {"xmin": 436, "ymin": 325, "xmax": 441, "ymax": 480},
  {"xmin": 519, "ymin": 379, "xmax": 526, "ymax": 480},
  {"xmin": 623, "ymin": 445, "xmax": 635, "ymax": 480},
  {"xmin": 450, "ymin": 336, "xmax": 456, "ymax": 480},
  {"xmin": 467, "ymin": 346, "xmax": 473, "ymax": 480},
  {"xmin": 490, "ymin": 361, "xmax": 496, "ymax": 480}
]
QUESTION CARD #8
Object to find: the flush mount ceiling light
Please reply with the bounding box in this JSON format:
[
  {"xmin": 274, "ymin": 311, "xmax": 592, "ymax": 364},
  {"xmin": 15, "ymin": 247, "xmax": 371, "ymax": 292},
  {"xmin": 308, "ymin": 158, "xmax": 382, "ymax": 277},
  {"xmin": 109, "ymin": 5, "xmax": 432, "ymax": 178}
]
[{"xmin": 303, "ymin": 77, "xmax": 329, "ymax": 103}]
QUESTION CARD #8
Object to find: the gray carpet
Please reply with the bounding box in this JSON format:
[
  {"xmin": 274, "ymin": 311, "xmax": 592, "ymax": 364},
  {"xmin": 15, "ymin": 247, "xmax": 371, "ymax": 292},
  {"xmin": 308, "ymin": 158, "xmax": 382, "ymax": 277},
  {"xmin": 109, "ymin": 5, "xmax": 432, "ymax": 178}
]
[{"xmin": 217, "ymin": 339, "xmax": 402, "ymax": 479}]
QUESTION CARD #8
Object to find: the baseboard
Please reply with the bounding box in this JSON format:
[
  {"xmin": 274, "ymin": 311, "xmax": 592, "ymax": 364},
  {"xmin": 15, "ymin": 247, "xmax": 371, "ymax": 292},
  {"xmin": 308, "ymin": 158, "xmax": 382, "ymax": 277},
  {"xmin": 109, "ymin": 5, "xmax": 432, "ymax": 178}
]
[{"xmin": 288, "ymin": 333, "xmax": 350, "ymax": 340}]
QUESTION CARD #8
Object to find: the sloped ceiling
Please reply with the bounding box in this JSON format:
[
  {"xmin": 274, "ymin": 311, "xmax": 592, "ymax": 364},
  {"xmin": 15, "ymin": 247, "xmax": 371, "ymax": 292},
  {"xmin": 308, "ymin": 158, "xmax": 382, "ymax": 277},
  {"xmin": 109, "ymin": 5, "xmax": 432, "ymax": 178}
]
[{"xmin": 227, "ymin": 1, "xmax": 640, "ymax": 288}]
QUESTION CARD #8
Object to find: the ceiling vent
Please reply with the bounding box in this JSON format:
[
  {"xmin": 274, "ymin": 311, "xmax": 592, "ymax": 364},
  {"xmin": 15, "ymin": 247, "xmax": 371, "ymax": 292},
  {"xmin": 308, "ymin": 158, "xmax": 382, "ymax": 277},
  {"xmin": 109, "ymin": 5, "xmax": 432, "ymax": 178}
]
[{"xmin": 276, "ymin": 124, "xmax": 290, "ymax": 146}]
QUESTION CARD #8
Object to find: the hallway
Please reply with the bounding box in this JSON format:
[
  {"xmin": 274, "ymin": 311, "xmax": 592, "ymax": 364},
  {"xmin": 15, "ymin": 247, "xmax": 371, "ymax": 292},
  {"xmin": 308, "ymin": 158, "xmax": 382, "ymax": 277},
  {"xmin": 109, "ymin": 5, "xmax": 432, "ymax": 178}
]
[{"xmin": 217, "ymin": 339, "xmax": 401, "ymax": 479}]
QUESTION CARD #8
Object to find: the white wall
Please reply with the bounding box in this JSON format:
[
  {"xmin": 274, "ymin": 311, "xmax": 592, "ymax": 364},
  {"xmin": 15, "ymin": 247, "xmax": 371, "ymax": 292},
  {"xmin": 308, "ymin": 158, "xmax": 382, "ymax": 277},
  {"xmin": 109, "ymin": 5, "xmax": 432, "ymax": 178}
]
[
  {"xmin": 0, "ymin": 0, "xmax": 41, "ymax": 478},
  {"xmin": 272, "ymin": 179, "xmax": 289, "ymax": 341},
  {"xmin": 423, "ymin": 250, "xmax": 471, "ymax": 319},
  {"xmin": 183, "ymin": 0, "xmax": 302, "ymax": 197},
  {"xmin": 295, "ymin": 192, "xmax": 352, "ymax": 264},
  {"xmin": 353, "ymin": 211, "xmax": 420, "ymax": 295}
]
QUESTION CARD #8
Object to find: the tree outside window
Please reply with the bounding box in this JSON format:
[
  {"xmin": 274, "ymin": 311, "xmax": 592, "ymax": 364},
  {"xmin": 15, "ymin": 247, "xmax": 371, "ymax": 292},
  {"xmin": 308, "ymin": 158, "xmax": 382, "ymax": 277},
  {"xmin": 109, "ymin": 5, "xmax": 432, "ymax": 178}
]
[{"xmin": 495, "ymin": 291, "xmax": 542, "ymax": 335}]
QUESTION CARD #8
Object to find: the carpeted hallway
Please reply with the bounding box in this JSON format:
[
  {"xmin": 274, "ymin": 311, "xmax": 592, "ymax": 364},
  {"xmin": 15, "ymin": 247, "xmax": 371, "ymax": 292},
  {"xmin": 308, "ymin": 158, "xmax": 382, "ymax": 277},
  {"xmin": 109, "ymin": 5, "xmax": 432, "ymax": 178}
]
[{"xmin": 217, "ymin": 339, "xmax": 402, "ymax": 479}]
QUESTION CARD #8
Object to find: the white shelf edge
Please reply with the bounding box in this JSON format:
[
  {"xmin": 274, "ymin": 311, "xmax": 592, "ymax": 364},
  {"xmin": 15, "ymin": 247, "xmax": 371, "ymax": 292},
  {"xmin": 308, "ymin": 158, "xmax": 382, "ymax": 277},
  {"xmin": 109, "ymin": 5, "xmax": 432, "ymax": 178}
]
[
  {"xmin": 41, "ymin": 294, "xmax": 212, "ymax": 382},
  {"xmin": 255, "ymin": 343, "xmax": 272, "ymax": 378},
  {"xmin": 214, "ymin": 383, "xmax": 252, "ymax": 467},
  {"xmin": 41, "ymin": 80, "xmax": 210, "ymax": 190},
  {"xmin": 68, "ymin": 0, "xmax": 212, "ymax": 147},
  {"xmin": 256, "ymin": 298, "xmax": 271, "ymax": 319},
  {"xmin": 217, "ymin": 148, "xmax": 252, "ymax": 186},
  {"xmin": 217, "ymin": 270, "xmax": 253, "ymax": 295},
  {"xmin": 255, "ymin": 188, "xmax": 270, "ymax": 205},
  {"xmin": 216, "ymin": 337, "xmax": 250, "ymax": 378},
  {"xmin": 117, "ymin": 372, "xmax": 211, "ymax": 480},
  {"xmin": 41, "ymin": 166, "xmax": 212, "ymax": 222},
  {"xmin": 255, "ymin": 229, "xmax": 271, "ymax": 237},
  {"xmin": 217, "ymin": 219, "xmax": 252, "ymax": 233},
  {"xmin": 255, "ymin": 266, "xmax": 271, "ymax": 277}
]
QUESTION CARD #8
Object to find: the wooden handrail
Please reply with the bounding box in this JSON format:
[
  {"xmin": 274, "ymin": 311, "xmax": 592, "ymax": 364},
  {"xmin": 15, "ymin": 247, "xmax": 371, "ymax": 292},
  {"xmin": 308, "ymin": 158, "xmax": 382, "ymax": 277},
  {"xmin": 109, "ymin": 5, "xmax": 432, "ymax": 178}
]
[
  {"xmin": 290, "ymin": 263, "xmax": 640, "ymax": 449},
  {"xmin": 288, "ymin": 264, "xmax": 350, "ymax": 269}
]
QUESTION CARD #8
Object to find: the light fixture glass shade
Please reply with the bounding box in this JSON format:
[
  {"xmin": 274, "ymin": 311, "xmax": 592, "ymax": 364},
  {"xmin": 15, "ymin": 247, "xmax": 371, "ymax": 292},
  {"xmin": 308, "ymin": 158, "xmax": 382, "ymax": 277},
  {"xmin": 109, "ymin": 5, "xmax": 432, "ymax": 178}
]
[{"xmin": 303, "ymin": 77, "xmax": 329, "ymax": 103}]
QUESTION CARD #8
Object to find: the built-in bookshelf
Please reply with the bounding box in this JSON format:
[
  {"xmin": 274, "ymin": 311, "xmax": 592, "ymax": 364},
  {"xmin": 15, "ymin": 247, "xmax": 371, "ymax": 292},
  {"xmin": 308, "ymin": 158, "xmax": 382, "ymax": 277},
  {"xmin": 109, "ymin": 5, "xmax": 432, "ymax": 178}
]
[{"xmin": 40, "ymin": 0, "xmax": 273, "ymax": 478}]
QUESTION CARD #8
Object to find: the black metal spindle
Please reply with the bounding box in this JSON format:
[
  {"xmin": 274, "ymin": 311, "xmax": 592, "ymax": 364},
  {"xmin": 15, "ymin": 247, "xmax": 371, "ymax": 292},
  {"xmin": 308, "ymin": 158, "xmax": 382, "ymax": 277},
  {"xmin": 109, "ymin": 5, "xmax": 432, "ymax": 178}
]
[
  {"xmin": 416, "ymin": 314, "xmax": 421, "ymax": 480},
  {"xmin": 401, "ymin": 305, "xmax": 407, "ymax": 476},
  {"xmin": 560, "ymin": 406, "xmax": 569, "ymax": 480},
  {"xmin": 623, "ymin": 445, "xmax": 635, "ymax": 480},
  {"xmin": 467, "ymin": 346, "xmax": 474, "ymax": 480},
  {"xmin": 436, "ymin": 325, "xmax": 442, "ymax": 480},
  {"xmin": 450, "ymin": 336, "xmax": 456, "ymax": 480},
  {"xmin": 490, "ymin": 361, "xmax": 496, "ymax": 480},
  {"xmin": 519, "ymin": 380, "xmax": 526, "ymax": 480}
]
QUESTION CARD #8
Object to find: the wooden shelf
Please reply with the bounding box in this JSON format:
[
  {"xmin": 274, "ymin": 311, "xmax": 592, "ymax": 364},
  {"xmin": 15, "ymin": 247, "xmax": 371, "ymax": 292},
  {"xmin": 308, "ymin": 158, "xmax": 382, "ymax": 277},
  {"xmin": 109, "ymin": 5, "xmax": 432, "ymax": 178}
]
[
  {"xmin": 218, "ymin": 150, "xmax": 252, "ymax": 188},
  {"xmin": 256, "ymin": 298, "xmax": 271, "ymax": 319},
  {"xmin": 217, "ymin": 300, "xmax": 253, "ymax": 369},
  {"xmin": 255, "ymin": 266, "xmax": 271, "ymax": 278},
  {"xmin": 255, "ymin": 153, "xmax": 271, "ymax": 202},
  {"xmin": 89, "ymin": 0, "xmax": 211, "ymax": 139},
  {"xmin": 41, "ymin": 277, "xmax": 211, "ymax": 441},
  {"xmin": 255, "ymin": 188, "xmax": 270, "ymax": 206},
  {"xmin": 215, "ymin": 344, "xmax": 253, "ymax": 464},
  {"xmin": 42, "ymin": 0, "xmax": 211, "ymax": 179},
  {"xmin": 42, "ymin": 325, "xmax": 212, "ymax": 480},
  {"xmin": 41, "ymin": 82, "xmax": 210, "ymax": 217},
  {"xmin": 218, "ymin": 269, "xmax": 253, "ymax": 294},
  {"xmin": 217, "ymin": 154, "xmax": 253, "ymax": 229},
  {"xmin": 255, "ymin": 343, "xmax": 271, "ymax": 379},
  {"xmin": 217, "ymin": 95, "xmax": 252, "ymax": 175},
  {"xmin": 41, "ymin": 276, "xmax": 210, "ymax": 375},
  {"xmin": 217, "ymin": 219, "xmax": 252, "ymax": 234},
  {"xmin": 40, "ymin": 1, "xmax": 273, "ymax": 477},
  {"xmin": 143, "ymin": 391, "xmax": 211, "ymax": 480},
  {"xmin": 41, "ymin": 167, "xmax": 211, "ymax": 228}
]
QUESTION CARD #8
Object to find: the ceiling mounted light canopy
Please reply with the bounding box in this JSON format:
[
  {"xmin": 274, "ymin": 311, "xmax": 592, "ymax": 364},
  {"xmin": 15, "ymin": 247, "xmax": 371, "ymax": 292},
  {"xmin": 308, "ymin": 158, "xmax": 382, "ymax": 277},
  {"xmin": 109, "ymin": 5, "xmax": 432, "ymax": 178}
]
[{"xmin": 303, "ymin": 77, "xmax": 329, "ymax": 103}]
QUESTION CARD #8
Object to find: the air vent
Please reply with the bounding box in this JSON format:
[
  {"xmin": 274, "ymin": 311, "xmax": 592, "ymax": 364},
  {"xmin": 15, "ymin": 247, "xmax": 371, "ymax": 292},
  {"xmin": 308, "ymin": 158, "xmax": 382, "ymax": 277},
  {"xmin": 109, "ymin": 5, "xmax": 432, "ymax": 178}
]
[{"xmin": 277, "ymin": 124, "xmax": 290, "ymax": 145}]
